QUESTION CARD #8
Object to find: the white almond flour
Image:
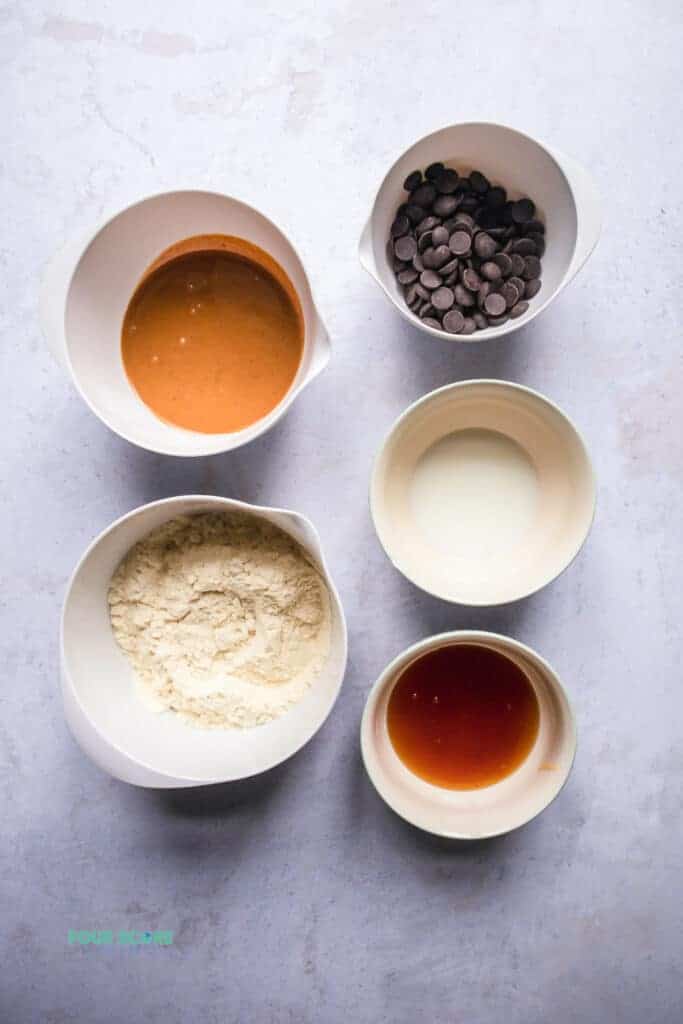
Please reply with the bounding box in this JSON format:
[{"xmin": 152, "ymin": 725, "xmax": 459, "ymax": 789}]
[{"xmin": 108, "ymin": 511, "xmax": 332, "ymax": 728}]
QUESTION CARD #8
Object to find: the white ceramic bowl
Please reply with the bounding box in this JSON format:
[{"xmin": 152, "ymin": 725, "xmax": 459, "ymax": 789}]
[
  {"xmin": 359, "ymin": 122, "xmax": 601, "ymax": 342},
  {"xmin": 371, "ymin": 379, "xmax": 596, "ymax": 606},
  {"xmin": 361, "ymin": 631, "xmax": 576, "ymax": 839},
  {"xmin": 61, "ymin": 495, "xmax": 348, "ymax": 787},
  {"xmin": 40, "ymin": 190, "xmax": 331, "ymax": 455}
]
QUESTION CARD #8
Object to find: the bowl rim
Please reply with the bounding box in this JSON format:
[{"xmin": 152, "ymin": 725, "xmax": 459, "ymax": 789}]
[
  {"xmin": 60, "ymin": 494, "xmax": 348, "ymax": 784},
  {"xmin": 360, "ymin": 120, "xmax": 578, "ymax": 343},
  {"xmin": 360, "ymin": 629, "xmax": 578, "ymax": 839},
  {"xmin": 61, "ymin": 188, "xmax": 328, "ymax": 457},
  {"xmin": 370, "ymin": 378, "xmax": 597, "ymax": 606}
]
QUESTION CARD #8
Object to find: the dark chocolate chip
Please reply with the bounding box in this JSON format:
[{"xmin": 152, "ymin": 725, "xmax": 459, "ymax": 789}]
[
  {"xmin": 417, "ymin": 215, "xmax": 440, "ymax": 234},
  {"xmin": 459, "ymin": 195, "xmax": 478, "ymax": 212},
  {"xmin": 480, "ymin": 261, "xmax": 502, "ymax": 282},
  {"xmin": 449, "ymin": 231, "xmax": 471, "ymax": 256},
  {"xmin": 420, "ymin": 269, "xmax": 443, "ymax": 290},
  {"xmin": 500, "ymin": 281, "xmax": 520, "ymax": 308},
  {"xmin": 454, "ymin": 284, "xmax": 475, "ymax": 307},
  {"xmin": 473, "ymin": 312, "xmax": 488, "ymax": 330},
  {"xmin": 508, "ymin": 275, "xmax": 526, "ymax": 296},
  {"xmin": 501, "ymin": 202, "xmax": 515, "ymax": 225},
  {"xmin": 411, "ymin": 183, "xmax": 437, "ymax": 208},
  {"xmin": 414, "ymin": 283, "xmax": 431, "ymax": 301},
  {"xmin": 469, "ymin": 170, "xmax": 490, "ymax": 193},
  {"xmin": 397, "ymin": 268, "xmax": 418, "ymax": 285},
  {"xmin": 394, "ymin": 235, "xmax": 417, "ymax": 261},
  {"xmin": 439, "ymin": 257, "xmax": 459, "ymax": 276},
  {"xmin": 510, "ymin": 254, "xmax": 525, "ymax": 276},
  {"xmin": 511, "ymin": 237, "xmax": 537, "ymax": 256},
  {"xmin": 443, "ymin": 309, "xmax": 465, "ymax": 334},
  {"xmin": 454, "ymin": 213, "xmax": 475, "ymax": 230},
  {"xmin": 484, "ymin": 292, "xmax": 506, "ymax": 316},
  {"xmin": 474, "ymin": 232, "xmax": 498, "ymax": 259},
  {"xmin": 491, "ymin": 249, "xmax": 511, "ymax": 274},
  {"xmin": 522, "ymin": 255, "xmax": 542, "ymax": 280},
  {"xmin": 487, "ymin": 314, "xmax": 509, "ymax": 327},
  {"xmin": 418, "ymin": 301, "xmax": 435, "ymax": 317},
  {"xmin": 425, "ymin": 162, "xmax": 445, "ymax": 181},
  {"xmin": 412, "ymin": 253, "xmax": 425, "ymax": 272},
  {"xmin": 432, "ymin": 245, "xmax": 452, "ymax": 268},
  {"xmin": 511, "ymin": 197, "xmax": 535, "ymax": 223},
  {"xmin": 476, "ymin": 207, "xmax": 498, "ymax": 229},
  {"xmin": 494, "ymin": 252, "xmax": 513, "ymax": 276},
  {"xmin": 509, "ymin": 301, "xmax": 529, "ymax": 318},
  {"xmin": 432, "ymin": 286, "xmax": 455, "ymax": 311},
  {"xmin": 524, "ymin": 278, "xmax": 542, "ymax": 299},
  {"xmin": 528, "ymin": 232, "xmax": 545, "ymax": 256},
  {"xmin": 431, "ymin": 226, "xmax": 449, "ymax": 247},
  {"xmin": 421, "ymin": 245, "xmax": 437, "ymax": 266},
  {"xmin": 461, "ymin": 317, "xmax": 477, "ymax": 335},
  {"xmin": 391, "ymin": 214, "xmax": 410, "ymax": 238},
  {"xmin": 433, "ymin": 194, "xmax": 459, "ymax": 218},
  {"xmin": 405, "ymin": 284, "xmax": 419, "ymax": 306},
  {"xmin": 405, "ymin": 203, "xmax": 425, "ymax": 225},
  {"xmin": 422, "ymin": 317, "xmax": 442, "ymax": 329},
  {"xmin": 525, "ymin": 219, "xmax": 545, "ymax": 234},
  {"xmin": 435, "ymin": 168, "xmax": 460, "ymax": 194},
  {"xmin": 403, "ymin": 170, "xmax": 423, "ymax": 192},
  {"xmin": 462, "ymin": 268, "xmax": 482, "ymax": 291},
  {"xmin": 477, "ymin": 281, "xmax": 492, "ymax": 308},
  {"xmin": 444, "ymin": 270, "xmax": 459, "ymax": 286},
  {"xmin": 486, "ymin": 186, "xmax": 507, "ymax": 209}
]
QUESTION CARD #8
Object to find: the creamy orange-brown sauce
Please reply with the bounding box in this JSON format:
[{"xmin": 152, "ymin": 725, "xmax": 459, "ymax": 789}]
[{"xmin": 122, "ymin": 235, "xmax": 304, "ymax": 434}]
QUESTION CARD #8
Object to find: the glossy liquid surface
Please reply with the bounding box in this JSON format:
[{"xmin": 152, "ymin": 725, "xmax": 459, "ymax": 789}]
[
  {"xmin": 410, "ymin": 429, "xmax": 539, "ymax": 571},
  {"xmin": 122, "ymin": 235, "xmax": 303, "ymax": 434},
  {"xmin": 387, "ymin": 644, "xmax": 540, "ymax": 789}
]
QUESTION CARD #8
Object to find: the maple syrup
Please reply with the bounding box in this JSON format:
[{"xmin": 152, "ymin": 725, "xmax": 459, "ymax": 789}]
[{"xmin": 386, "ymin": 643, "xmax": 540, "ymax": 790}]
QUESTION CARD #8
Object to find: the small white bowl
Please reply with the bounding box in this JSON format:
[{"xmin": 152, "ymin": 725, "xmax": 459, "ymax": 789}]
[
  {"xmin": 371, "ymin": 379, "xmax": 596, "ymax": 606},
  {"xmin": 61, "ymin": 495, "xmax": 348, "ymax": 787},
  {"xmin": 361, "ymin": 631, "xmax": 576, "ymax": 839},
  {"xmin": 40, "ymin": 190, "xmax": 331, "ymax": 456},
  {"xmin": 359, "ymin": 122, "xmax": 601, "ymax": 342}
]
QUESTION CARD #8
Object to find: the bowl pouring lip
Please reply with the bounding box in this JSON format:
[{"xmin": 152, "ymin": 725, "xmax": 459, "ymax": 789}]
[
  {"xmin": 360, "ymin": 628, "xmax": 578, "ymax": 840},
  {"xmin": 60, "ymin": 494, "xmax": 348, "ymax": 786},
  {"xmin": 60, "ymin": 188, "xmax": 329, "ymax": 457},
  {"xmin": 360, "ymin": 120, "xmax": 578, "ymax": 343},
  {"xmin": 369, "ymin": 378, "xmax": 597, "ymax": 607}
]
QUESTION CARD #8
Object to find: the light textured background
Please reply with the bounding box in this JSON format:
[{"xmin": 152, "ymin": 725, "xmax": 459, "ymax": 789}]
[{"xmin": 2, "ymin": 2, "xmax": 682, "ymax": 1022}]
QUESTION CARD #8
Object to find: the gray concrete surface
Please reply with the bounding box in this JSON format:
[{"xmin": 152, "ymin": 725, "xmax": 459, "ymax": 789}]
[{"xmin": 2, "ymin": 2, "xmax": 682, "ymax": 1022}]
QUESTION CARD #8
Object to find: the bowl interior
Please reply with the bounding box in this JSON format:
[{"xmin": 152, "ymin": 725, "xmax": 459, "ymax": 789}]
[
  {"xmin": 372, "ymin": 381, "xmax": 595, "ymax": 605},
  {"xmin": 361, "ymin": 633, "xmax": 576, "ymax": 839},
  {"xmin": 369, "ymin": 123, "xmax": 577, "ymax": 338},
  {"xmin": 65, "ymin": 192, "xmax": 317, "ymax": 455},
  {"xmin": 62, "ymin": 497, "xmax": 347, "ymax": 782}
]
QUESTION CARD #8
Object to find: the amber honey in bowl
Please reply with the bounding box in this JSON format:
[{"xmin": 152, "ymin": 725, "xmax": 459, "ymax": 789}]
[
  {"xmin": 386, "ymin": 643, "xmax": 540, "ymax": 790},
  {"xmin": 121, "ymin": 234, "xmax": 304, "ymax": 434}
]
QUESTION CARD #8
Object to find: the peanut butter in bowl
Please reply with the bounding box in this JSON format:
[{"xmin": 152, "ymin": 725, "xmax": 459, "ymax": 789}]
[{"xmin": 121, "ymin": 234, "xmax": 304, "ymax": 434}]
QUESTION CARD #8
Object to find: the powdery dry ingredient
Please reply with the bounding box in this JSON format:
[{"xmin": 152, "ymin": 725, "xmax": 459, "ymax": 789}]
[{"xmin": 108, "ymin": 511, "xmax": 332, "ymax": 728}]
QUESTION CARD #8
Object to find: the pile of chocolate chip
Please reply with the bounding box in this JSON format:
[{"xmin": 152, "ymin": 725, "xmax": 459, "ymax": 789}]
[{"xmin": 389, "ymin": 163, "xmax": 544, "ymax": 335}]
